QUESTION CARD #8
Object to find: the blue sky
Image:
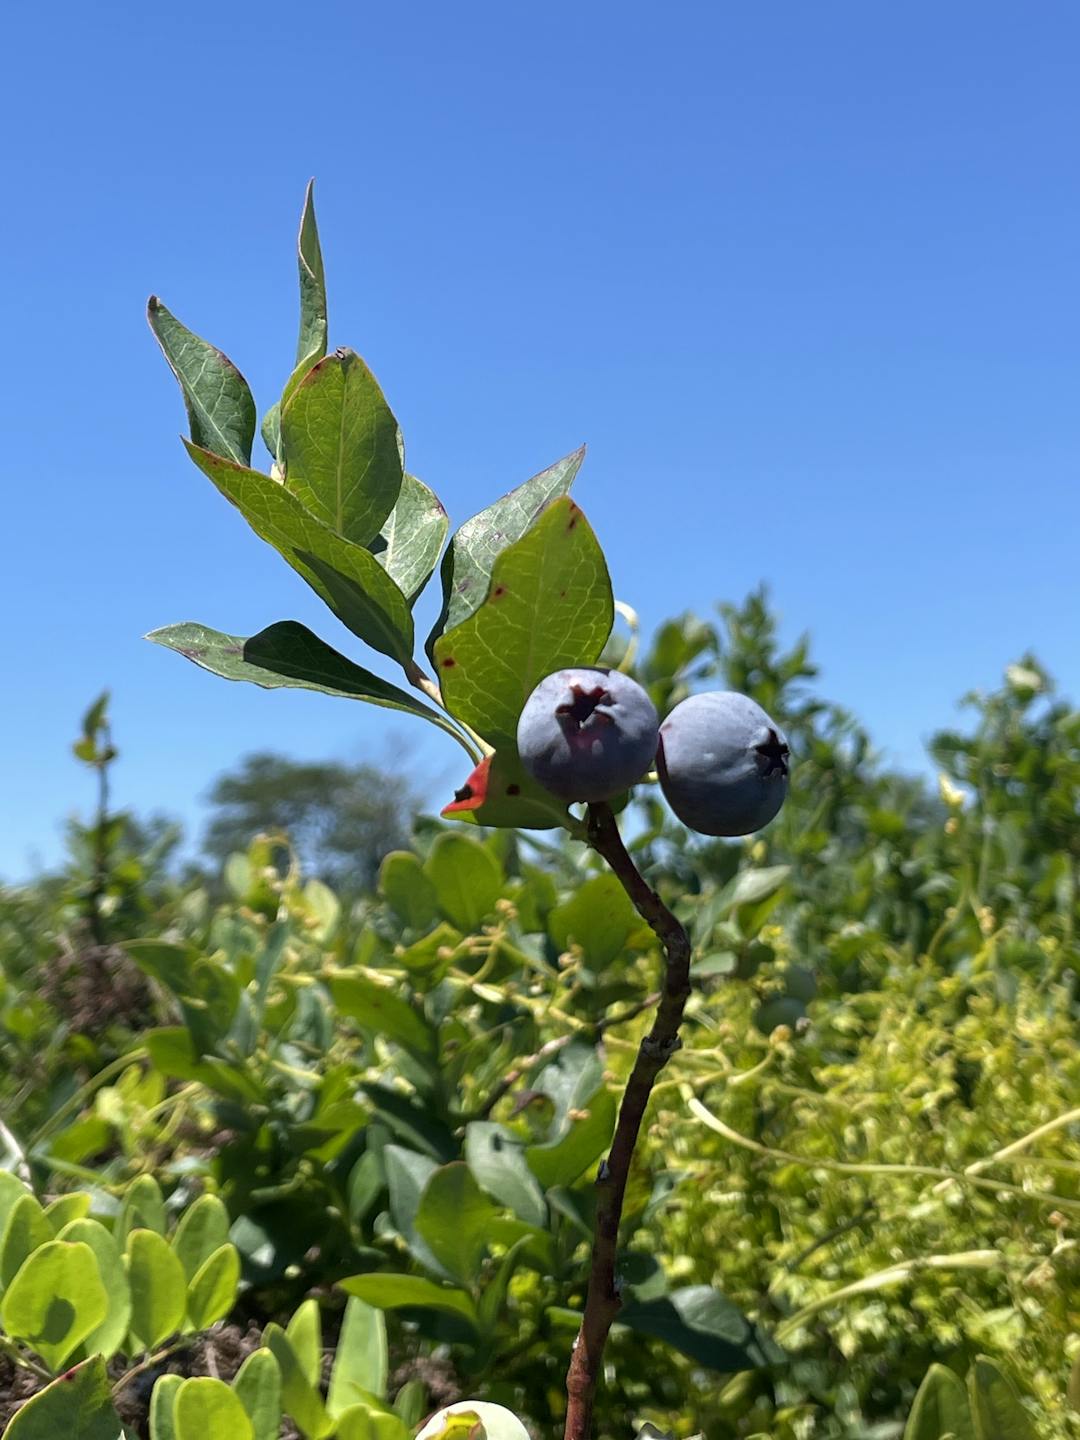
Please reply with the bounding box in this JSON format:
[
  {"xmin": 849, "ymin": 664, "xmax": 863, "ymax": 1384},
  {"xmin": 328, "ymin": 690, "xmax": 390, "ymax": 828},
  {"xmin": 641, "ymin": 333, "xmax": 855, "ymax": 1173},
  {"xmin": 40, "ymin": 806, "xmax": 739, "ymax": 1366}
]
[{"xmin": 3, "ymin": 2, "xmax": 1079, "ymax": 877}]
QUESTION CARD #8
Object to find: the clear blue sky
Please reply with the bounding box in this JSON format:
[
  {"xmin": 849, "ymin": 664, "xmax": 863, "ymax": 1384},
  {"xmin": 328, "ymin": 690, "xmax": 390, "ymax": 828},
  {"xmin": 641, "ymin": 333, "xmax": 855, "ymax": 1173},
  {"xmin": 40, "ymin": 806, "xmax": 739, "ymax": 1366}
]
[{"xmin": 4, "ymin": 2, "xmax": 1079, "ymax": 877}]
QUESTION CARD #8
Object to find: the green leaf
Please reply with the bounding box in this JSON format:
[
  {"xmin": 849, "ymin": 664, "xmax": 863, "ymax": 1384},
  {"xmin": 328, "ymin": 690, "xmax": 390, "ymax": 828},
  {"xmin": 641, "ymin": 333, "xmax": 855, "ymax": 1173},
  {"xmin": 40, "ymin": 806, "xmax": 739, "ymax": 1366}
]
[
  {"xmin": 280, "ymin": 348, "xmax": 402, "ymax": 545},
  {"xmin": 330, "ymin": 972, "xmax": 436, "ymax": 1059},
  {"xmin": 3, "ymin": 1356, "xmax": 122, "ymax": 1440},
  {"xmin": 180, "ymin": 440, "xmax": 414, "ymax": 665},
  {"xmin": 150, "ymin": 1374, "xmax": 183, "ymax": 1440},
  {"xmin": 286, "ymin": 1297, "xmax": 323, "ymax": 1387},
  {"xmin": 186, "ymin": 1243, "xmax": 239, "ymax": 1329},
  {"xmin": 296, "ymin": 178, "xmax": 328, "ymax": 368},
  {"xmin": 383, "ymin": 1145, "xmax": 446, "ymax": 1275},
  {"xmin": 415, "ymin": 1163, "xmax": 499, "ymax": 1287},
  {"xmin": 336, "ymin": 1408, "xmax": 411, "ymax": 1440},
  {"xmin": 124, "ymin": 942, "xmax": 238, "ymax": 1055},
  {"xmin": 172, "ymin": 1194, "xmax": 231, "ymax": 1281},
  {"xmin": 0, "ymin": 1192, "xmax": 52, "ymax": 1286},
  {"xmin": 464, "ymin": 1123, "xmax": 547, "ymax": 1227},
  {"xmin": 143, "ymin": 1027, "xmax": 264, "ymax": 1103},
  {"xmin": 423, "ymin": 832, "xmax": 503, "ymax": 931},
  {"xmin": 56, "ymin": 1217, "xmax": 131, "ymax": 1361},
  {"xmin": 44, "ymin": 1193, "xmax": 91, "ymax": 1233},
  {"xmin": 174, "ymin": 1378, "xmax": 254, "ymax": 1440},
  {"xmin": 264, "ymin": 1322, "xmax": 333, "ymax": 1440},
  {"xmin": 549, "ymin": 873, "xmax": 641, "ymax": 968},
  {"xmin": 327, "ymin": 1297, "xmax": 389, "ymax": 1416},
  {"xmin": 338, "ymin": 1272, "xmax": 479, "ymax": 1329},
  {"xmin": 428, "ymin": 445, "xmax": 585, "ymax": 659},
  {"xmin": 0, "ymin": 1169, "xmax": 30, "ymax": 1237},
  {"xmin": 370, "ymin": 473, "xmax": 448, "ymax": 603},
  {"xmin": 904, "ymin": 1364, "xmax": 975, "ymax": 1440},
  {"xmin": 969, "ymin": 1356, "xmax": 1037, "ymax": 1440},
  {"xmin": 525, "ymin": 1042, "xmax": 617, "ymax": 1188},
  {"xmin": 147, "ymin": 621, "xmax": 474, "ymax": 757},
  {"xmin": 618, "ymin": 1285, "xmax": 783, "ymax": 1371},
  {"xmin": 147, "ymin": 298, "xmax": 256, "ymax": 466},
  {"xmin": 1, "ymin": 1240, "xmax": 108, "ymax": 1371},
  {"xmin": 379, "ymin": 851, "xmax": 439, "ymax": 930},
  {"xmin": 233, "ymin": 1348, "xmax": 282, "ymax": 1440},
  {"xmin": 433, "ymin": 497, "xmax": 613, "ymax": 747},
  {"xmin": 723, "ymin": 865, "xmax": 792, "ymax": 912},
  {"xmin": 126, "ymin": 1227, "xmax": 187, "ymax": 1350}
]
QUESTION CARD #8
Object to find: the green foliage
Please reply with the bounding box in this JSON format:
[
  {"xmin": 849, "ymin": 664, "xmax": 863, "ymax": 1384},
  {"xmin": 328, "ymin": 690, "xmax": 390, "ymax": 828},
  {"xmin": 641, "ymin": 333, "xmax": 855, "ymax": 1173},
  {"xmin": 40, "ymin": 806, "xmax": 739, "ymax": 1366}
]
[{"xmin": 4, "ymin": 599, "xmax": 1080, "ymax": 1434}]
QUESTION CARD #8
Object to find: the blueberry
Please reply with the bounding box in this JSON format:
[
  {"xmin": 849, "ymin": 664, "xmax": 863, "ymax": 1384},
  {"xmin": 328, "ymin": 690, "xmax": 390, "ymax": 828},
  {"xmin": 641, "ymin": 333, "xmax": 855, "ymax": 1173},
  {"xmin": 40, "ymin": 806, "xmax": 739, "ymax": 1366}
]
[
  {"xmin": 517, "ymin": 667, "xmax": 660, "ymax": 803},
  {"xmin": 657, "ymin": 691, "xmax": 790, "ymax": 836}
]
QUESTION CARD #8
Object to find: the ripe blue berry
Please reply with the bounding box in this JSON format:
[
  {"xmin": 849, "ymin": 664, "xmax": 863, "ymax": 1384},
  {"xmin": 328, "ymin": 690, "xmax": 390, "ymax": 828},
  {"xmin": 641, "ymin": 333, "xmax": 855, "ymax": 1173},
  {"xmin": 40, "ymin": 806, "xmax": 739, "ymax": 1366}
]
[
  {"xmin": 657, "ymin": 691, "xmax": 790, "ymax": 836},
  {"xmin": 517, "ymin": 668, "xmax": 659, "ymax": 803}
]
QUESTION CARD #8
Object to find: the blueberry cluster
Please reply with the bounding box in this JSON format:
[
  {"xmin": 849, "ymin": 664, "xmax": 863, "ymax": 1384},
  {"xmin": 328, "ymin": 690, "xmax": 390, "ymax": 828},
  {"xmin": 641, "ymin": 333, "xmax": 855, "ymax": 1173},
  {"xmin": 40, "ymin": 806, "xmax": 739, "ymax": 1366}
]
[{"xmin": 517, "ymin": 668, "xmax": 790, "ymax": 835}]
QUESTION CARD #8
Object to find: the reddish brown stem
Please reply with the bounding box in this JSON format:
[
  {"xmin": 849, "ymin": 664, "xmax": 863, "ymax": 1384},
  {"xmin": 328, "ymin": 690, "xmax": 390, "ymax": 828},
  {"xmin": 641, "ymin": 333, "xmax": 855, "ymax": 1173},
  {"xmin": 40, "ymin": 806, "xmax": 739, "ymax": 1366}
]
[{"xmin": 563, "ymin": 803, "xmax": 692, "ymax": 1440}]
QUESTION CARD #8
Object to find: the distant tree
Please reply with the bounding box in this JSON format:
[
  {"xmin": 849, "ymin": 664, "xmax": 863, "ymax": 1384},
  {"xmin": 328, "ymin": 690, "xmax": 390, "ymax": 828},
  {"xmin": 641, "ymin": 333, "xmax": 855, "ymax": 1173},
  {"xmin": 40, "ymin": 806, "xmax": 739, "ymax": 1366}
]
[{"xmin": 201, "ymin": 751, "xmax": 417, "ymax": 893}]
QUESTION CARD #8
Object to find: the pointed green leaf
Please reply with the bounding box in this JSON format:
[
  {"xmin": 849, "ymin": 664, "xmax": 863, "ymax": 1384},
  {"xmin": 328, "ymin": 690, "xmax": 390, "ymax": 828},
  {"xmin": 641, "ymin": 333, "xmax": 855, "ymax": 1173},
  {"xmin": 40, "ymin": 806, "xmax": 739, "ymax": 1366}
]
[
  {"xmin": 181, "ymin": 440, "xmax": 413, "ymax": 664},
  {"xmin": 465, "ymin": 1123, "xmax": 546, "ymax": 1228},
  {"xmin": 338, "ymin": 1272, "xmax": 479, "ymax": 1330},
  {"xmin": 280, "ymin": 348, "xmax": 402, "ymax": 545},
  {"xmin": 296, "ymin": 179, "xmax": 328, "ymax": 367},
  {"xmin": 150, "ymin": 1374, "xmax": 183, "ymax": 1440},
  {"xmin": 172, "ymin": 1195, "xmax": 230, "ymax": 1281},
  {"xmin": 264, "ymin": 1322, "xmax": 333, "ymax": 1440},
  {"xmin": 434, "ymin": 497, "xmax": 612, "ymax": 746},
  {"xmin": 146, "ymin": 621, "xmax": 472, "ymax": 756},
  {"xmin": 1, "ymin": 1192, "xmax": 52, "ymax": 1286},
  {"xmin": 969, "ymin": 1356, "xmax": 1037, "ymax": 1440},
  {"xmin": 234, "ymin": 1348, "xmax": 282, "ymax": 1440},
  {"xmin": 370, "ymin": 473, "xmax": 448, "ymax": 603},
  {"xmin": 186, "ymin": 1242, "xmax": 239, "ymax": 1329},
  {"xmin": 423, "ymin": 832, "xmax": 502, "ymax": 931},
  {"xmin": 327, "ymin": 1297, "xmax": 389, "ymax": 1416},
  {"xmin": 285, "ymin": 1297, "xmax": 323, "ymax": 1387},
  {"xmin": 1, "ymin": 1240, "xmax": 108, "ymax": 1371},
  {"xmin": 415, "ymin": 1162, "xmax": 499, "ymax": 1287},
  {"xmin": 126, "ymin": 1227, "xmax": 187, "ymax": 1350},
  {"xmin": 428, "ymin": 445, "xmax": 585, "ymax": 659},
  {"xmin": 148, "ymin": 298, "xmax": 256, "ymax": 466},
  {"xmin": 905, "ymin": 1364, "xmax": 975, "ymax": 1440},
  {"xmin": 3, "ymin": 1356, "xmax": 122, "ymax": 1440},
  {"xmin": 57, "ymin": 1217, "xmax": 131, "ymax": 1361},
  {"xmin": 330, "ymin": 973, "xmax": 436, "ymax": 1059},
  {"xmin": 174, "ymin": 1378, "xmax": 254, "ymax": 1440}
]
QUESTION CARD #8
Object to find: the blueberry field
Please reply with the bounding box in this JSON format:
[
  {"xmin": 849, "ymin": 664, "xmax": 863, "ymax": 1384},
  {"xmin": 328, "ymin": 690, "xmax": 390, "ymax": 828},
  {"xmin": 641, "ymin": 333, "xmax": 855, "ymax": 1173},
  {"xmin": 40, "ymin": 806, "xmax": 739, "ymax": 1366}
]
[{"xmin": 2, "ymin": 189, "xmax": 1079, "ymax": 1440}]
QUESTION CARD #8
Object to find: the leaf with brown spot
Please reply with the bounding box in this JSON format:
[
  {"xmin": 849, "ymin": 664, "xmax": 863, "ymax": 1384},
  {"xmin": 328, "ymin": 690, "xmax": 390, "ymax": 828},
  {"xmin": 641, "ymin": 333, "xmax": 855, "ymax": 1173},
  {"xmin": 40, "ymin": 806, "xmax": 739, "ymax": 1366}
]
[
  {"xmin": 426, "ymin": 446, "xmax": 585, "ymax": 662},
  {"xmin": 434, "ymin": 497, "xmax": 612, "ymax": 747}
]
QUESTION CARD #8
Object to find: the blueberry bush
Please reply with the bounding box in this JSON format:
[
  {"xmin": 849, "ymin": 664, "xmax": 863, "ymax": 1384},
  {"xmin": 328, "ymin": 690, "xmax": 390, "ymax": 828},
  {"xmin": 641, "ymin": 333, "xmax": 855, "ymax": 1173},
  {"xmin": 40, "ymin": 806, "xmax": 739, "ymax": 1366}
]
[{"xmin": 0, "ymin": 188, "xmax": 1077, "ymax": 1438}]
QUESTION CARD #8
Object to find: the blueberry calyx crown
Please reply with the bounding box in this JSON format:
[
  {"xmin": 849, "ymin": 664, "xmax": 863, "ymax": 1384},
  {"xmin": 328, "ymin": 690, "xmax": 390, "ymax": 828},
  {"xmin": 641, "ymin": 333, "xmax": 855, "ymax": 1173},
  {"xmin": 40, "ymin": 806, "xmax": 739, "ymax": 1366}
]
[
  {"xmin": 555, "ymin": 683, "xmax": 614, "ymax": 732},
  {"xmin": 754, "ymin": 728, "xmax": 790, "ymax": 778}
]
